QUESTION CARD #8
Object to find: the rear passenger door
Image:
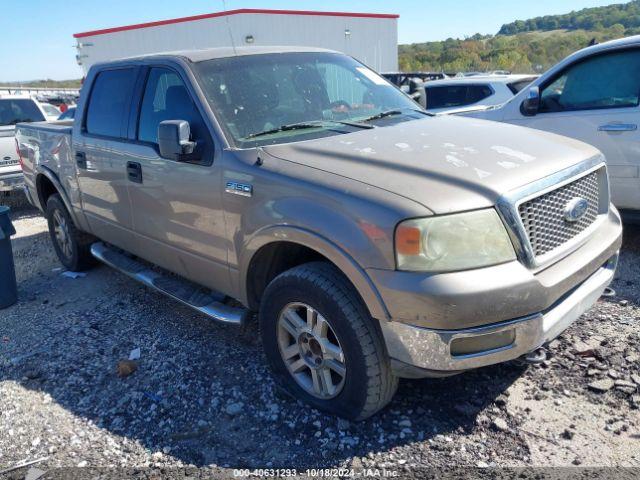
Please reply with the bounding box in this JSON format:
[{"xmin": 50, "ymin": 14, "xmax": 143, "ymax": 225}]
[
  {"xmin": 75, "ymin": 67, "xmax": 139, "ymax": 248},
  {"xmin": 125, "ymin": 66, "xmax": 230, "ymax": 294}
]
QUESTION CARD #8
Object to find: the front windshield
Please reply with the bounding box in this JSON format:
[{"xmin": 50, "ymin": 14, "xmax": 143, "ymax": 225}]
[{"xmin": 193, "ymin": 52, "xmax": 422, "ymax": 147}]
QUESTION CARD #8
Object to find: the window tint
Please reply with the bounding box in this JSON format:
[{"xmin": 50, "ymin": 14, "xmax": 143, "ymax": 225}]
[
  {"xmin": 540, "ymin": 49, "xmax": 640, "ymax": 113},
  {"xmin": 0, "ymin": 99, "xmax": 45, "ymax": 126},
  {"xmin": 85, "ymin": 68, "xmax": 137, "ymax": 137},
  {"xmin": 425, "ymin": 84, "xmax": 493, "ymax": 109},
  {"xmin": 466, "ymin": 85, "xmax": 493, "ymax": 103},
  {"xmin": 507, "ymin": 78, "xmax": 535, "ymax": 94},
  {"xmin": 138, "ymin": 68, "xmax": 207, "ymax": 144},
  {"xmin": 137, "ymin": 67, "xmax": 212, "ymax": 163}
]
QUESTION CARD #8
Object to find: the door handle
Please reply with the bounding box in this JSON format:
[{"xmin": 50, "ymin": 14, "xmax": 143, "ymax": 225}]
[
  {"xmin": 126, "ymin": 161, "xmax": 142, "ymax": 184},
  {"xmin": 75, "ymin": 151, "xmax": 87, "ymax": 169},
  {"xmin": 598, "ymin": 123, "xmax": 637, "ymax": 132}
]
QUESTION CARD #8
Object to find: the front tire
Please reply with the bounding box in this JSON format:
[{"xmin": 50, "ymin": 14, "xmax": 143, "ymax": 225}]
[
  {"xmin": 259, "ymin": 262, "xmax": 398, "ymax": 420},
  {"xmin": 46, "ymin": 194, "xmax": 96, "ymax": 271}
]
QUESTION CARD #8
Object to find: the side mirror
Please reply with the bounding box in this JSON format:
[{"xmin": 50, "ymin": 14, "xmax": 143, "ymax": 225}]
[
  {"xmin": 520, "ymin": 86, "xmax": 540, "ymax": 116},
  {"xmin": 158, "ymin": 120, "xmax": 197, "ymax": 161}
]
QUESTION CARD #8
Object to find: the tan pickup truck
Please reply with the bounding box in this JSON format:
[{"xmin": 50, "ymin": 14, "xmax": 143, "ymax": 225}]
[{"xmin": 16, "ymin": 47, "xmax": 622, "ymax": 420}]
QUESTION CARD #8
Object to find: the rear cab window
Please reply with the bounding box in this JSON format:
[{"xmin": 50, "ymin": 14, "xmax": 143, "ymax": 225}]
[
  {"xmin": 0, "ymin": 99, "xmax": 45, "ymax": 126},
  {"xmin": 84, "ymin": 68, "xmax": 137, "ymax": 138}
]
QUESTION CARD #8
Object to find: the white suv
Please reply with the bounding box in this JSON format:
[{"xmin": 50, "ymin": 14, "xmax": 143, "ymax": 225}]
[
  {"xmin": 419, "ymin": 75, "xmax": 537, "ymax": 114},
  {"xmin": 460, "ymin": 35, "xmax": 640, "ymax": 214}
]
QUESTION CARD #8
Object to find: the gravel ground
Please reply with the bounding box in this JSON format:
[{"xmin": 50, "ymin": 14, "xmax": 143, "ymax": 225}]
[{"xmin": 0, "ymin": 192, "xmax": 639, "ymax": 478}]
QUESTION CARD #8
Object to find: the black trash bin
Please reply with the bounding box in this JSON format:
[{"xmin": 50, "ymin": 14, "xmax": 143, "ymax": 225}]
[{"xmin": 0, "ymin": 206, "xmax": 17, "ymax": 309}]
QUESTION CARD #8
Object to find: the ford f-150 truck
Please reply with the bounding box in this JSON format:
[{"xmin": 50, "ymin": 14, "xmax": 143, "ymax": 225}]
[{"xmin": 16, "ymin": 47, "xmax": 622, "ymax": 420}]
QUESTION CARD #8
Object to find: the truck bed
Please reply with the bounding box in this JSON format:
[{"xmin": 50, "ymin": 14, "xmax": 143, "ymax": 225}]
[{"xmin": 15, "ymin": 121, "xmax": 75, "ymax": 208}]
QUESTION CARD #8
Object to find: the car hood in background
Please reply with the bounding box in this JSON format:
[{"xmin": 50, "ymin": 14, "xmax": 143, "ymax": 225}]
[{"xmin": 262, "ymin": 115, "xmax": 601, "ymax": 214}]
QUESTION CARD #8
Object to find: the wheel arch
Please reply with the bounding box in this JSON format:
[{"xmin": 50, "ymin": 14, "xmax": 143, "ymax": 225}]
[
  {"xmin": 241, "ymin": 226, "xmax": 390, "ymax": 322},
  {"xmin": 35, "ymin": 167, "xmax": 79, "ymax": 225}
]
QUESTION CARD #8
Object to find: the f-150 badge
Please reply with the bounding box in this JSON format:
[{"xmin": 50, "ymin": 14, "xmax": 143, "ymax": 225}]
[{"xmin": 225, "ymin": 181, "xmax": 253, "ymax": 197}]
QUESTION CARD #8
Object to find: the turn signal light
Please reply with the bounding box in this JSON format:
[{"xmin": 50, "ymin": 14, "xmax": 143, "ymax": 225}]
[{"xmin": 395, "ymin": 225, "xmax": 421, "ymax": 256}]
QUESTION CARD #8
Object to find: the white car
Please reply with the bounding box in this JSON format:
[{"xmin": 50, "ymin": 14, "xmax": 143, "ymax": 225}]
[
  {"xmin": 459, "ymin": 35, "xmax": 640, "ymax": 214},
  {"xmin": 419, "ymin": 75, "xmax": 537, "ymax": 113},
  {"xmin": 0, "ymin": 95, "xmax": 56, "ymax": 192}
]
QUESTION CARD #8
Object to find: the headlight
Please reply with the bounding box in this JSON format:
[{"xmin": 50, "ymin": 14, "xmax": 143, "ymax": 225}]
[{"xmin": 395, "ymin": 209, "xmax": 516, "ymax": 272}]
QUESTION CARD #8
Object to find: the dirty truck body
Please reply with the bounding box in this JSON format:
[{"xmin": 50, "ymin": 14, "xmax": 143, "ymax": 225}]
[{"xmin": 16, "ymin": 47, "xmax": 622, "ymax": 419}]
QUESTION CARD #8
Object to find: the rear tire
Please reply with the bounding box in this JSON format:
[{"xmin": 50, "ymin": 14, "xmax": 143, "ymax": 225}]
[
  {"xmin": 46, "ymin": 194, "xmax": 96, "ymax": 271},
  {"xmin": 259, "ymin": 262, "xmax": 398, "ymax": 420}
]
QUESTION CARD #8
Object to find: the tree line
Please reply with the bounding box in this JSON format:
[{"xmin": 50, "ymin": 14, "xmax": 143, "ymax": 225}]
[
  {"xmin": 399, "ymin": 1, "xmax": 638, "ymax": 73},
  {"xmin": 499, "ymin": 0, "xmax": 640, "ymax": 34}
]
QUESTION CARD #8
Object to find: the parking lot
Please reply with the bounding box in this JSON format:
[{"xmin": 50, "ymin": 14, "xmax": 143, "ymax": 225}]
[{"xmin": 0, "ymin": 194, "xmax": 638, "ymax": 475}]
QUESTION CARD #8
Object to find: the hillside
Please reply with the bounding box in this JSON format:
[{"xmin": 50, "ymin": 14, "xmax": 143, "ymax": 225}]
[
  {"xmin": 499, "ymin": 0, "xmax": 640, "ymax": 34},
  {"xmin": 0, "ymin": 79, "xmax": 82, "ymax": 89},
  {"xmin": 399, "ymin": 1, "xmax": 638, "ymax": 73}
]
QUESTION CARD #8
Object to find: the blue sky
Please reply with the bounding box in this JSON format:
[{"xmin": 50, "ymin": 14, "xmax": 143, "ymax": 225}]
[{"xmin": 1, "ymin": 0, "xmax": 623, "ymax": 81}]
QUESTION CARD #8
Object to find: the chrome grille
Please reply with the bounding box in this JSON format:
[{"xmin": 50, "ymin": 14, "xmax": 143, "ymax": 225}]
[{"xmin": 518, "ymin": 170, "xmax": 600, "ymax": 258}]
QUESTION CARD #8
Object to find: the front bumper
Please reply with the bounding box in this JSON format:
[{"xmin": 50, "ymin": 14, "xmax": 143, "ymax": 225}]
[
  {"xmin": 368, "ymin": 208, "xmax": 622, "ymax": 330},
  {"xmin": 0, "ymin": 172, "xmax": 25, "ymax": 192},
  {"xmin": 381, "ymin": 253, "xmax": 618, "ymax": 376}
]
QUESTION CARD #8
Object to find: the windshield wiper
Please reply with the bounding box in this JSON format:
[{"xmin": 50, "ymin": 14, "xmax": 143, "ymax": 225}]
[
  {"xmin": 359, "ymin": 108, "xmax": 434, "ymax": 123},
  {"xmin": 244, "ymin": 120, "xmax": 372, "ymax": 140},
  {"xmin": 410, "ymin": 108, "xmax": 435, "ymax": 116},
  {"xmin": 359, "ymin": 110, "xmax": 403, "ymax": 122}
]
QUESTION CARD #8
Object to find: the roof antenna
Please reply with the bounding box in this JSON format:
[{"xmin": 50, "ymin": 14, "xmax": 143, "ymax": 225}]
[{"xmin": 222, "ymin": 0, "xmax": 237, "ymax": 55}]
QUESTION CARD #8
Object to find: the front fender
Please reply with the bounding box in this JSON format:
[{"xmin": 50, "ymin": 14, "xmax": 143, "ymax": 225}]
[{"xmin": 239, "ymin": 225, "xmax": 391, "ymax": 321}]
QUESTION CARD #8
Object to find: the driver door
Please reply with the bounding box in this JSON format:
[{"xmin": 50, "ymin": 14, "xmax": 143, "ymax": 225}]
[{"xmin": 125, "ymin": 66, "xmax": 230, "ymax": 295}]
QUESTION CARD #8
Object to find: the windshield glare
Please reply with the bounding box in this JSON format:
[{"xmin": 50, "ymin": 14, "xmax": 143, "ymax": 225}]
[{"xmin": 193, "ymin": 52, "xmax": 420, "ymax": 147}]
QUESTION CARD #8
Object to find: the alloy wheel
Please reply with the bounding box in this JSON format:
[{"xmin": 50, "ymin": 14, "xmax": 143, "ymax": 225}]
[
  {"xmin": 277, "ymin": 302, "xmax": 347, "ymax": 399},
  {"xmin": 52, "ymin": 210, "xmax": 72, "ymax": 259}
]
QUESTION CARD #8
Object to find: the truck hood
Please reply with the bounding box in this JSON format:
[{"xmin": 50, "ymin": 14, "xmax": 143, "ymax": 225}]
[{"xmin": 262, "ymin": 115, "xmax": 601, "ymax": 214}]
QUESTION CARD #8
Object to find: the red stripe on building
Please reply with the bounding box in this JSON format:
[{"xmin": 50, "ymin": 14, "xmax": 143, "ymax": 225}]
[{"xmin": 73, "ymin": 8, "xmax": 399, "ymax": 38}]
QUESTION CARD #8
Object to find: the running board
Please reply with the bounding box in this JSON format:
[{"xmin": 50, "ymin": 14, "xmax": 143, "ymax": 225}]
[{"xmin": 90, "ymin": 242, "xmax": 248, "ymax": 326}]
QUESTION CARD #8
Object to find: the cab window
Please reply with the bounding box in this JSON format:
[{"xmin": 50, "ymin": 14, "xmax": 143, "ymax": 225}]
[
  {"xmin": 137, "ymin": 67, "xmax": 213, "ymax": 164},
  {"xmin": 85, "ymin": 68, "xmax": 137, "ymax": 137},
  {"xmin": 540, "ymin": 49, "xmax": 640, "ymax": 113}
]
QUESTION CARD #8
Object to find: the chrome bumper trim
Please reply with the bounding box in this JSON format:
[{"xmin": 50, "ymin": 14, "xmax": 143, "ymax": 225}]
[{"xmin": 381, "ymin": 253, "xmax": 618, "ymax": 373}]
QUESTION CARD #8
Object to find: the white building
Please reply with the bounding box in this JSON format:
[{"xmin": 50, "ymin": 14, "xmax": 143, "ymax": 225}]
[{"xmin": 74, "ymin": 8, "xmax": 398, "ymax": 74}]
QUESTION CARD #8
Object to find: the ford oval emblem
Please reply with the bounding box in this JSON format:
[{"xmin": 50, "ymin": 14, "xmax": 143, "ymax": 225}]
[{"xmin": 564, "ymin": 197, "xmax": 589, "ymax": 223}]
